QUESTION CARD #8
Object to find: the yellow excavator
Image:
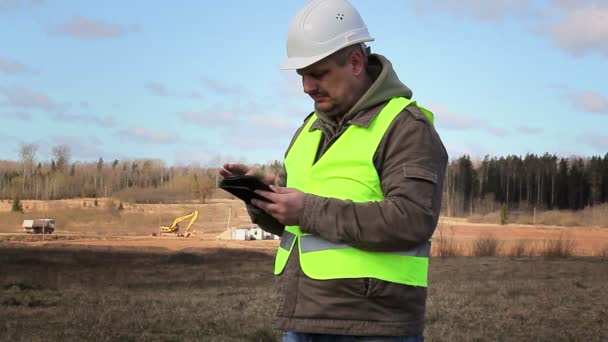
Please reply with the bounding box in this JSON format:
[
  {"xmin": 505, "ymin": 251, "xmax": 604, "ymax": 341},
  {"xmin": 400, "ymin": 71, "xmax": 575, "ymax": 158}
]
[{"xmin": 159, "ymin": 210, "xmax": 199, "ymax": 237}]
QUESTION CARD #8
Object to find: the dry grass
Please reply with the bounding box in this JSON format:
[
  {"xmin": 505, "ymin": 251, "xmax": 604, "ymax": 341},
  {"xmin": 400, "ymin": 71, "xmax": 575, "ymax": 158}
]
[
  {"xmin": 0, "ymin": 245, "xmax": 606, "ymax": 341},
  {"xmin": 0, "ymin": 245, "xmax": 279, "ymax": 341},
  {"xmin": 507, "ymin": 239, "xmax": 537, "ymax": 257},
  {"xmin": 426, "ymin": 257, "xmax": 607, "ymax": 341},
  {"xmin": 434, "ymin": 236, "xmax": 463, "ymax": 257},
  {"xmin": 540, "ymin": 234, "xmax": 576, "ymax": 258},
  {"xmin": 537, "ymin": 210, "xmax": 582, "ymax": 227},
  {"xmin": 432, "ymin": 232, "xmax": 590, "ymax": 258},
  {"xmin": 468, "ymin": 204, "xmax": 608, "ymax": 228},
  {"xmin": 471, "ymin": 235, "xmax": 503, "ymax": 257},
  {"xmin": 433, "ymin": 223, "xmax": 464, "ymax": 257},
  {"xmin": 467, "ymin": 211, "xmax": 501, "ymax": 224}
]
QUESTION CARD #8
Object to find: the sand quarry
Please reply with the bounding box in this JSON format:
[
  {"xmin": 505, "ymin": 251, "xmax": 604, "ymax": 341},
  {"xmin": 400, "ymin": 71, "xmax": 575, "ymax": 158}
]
[{"xmin": 0, "ymin": 198, "xmax": 606, "ymax": 256}]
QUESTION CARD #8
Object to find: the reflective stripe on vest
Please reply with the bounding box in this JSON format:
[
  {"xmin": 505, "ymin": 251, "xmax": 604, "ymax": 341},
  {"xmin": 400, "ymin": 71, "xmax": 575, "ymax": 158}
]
[
  {"xmin": 275, "ymin": 97, "xmax": 434, "ymax": 287},
  {"xmin": 287, "ymin": 230, "xmax": 431, "ymax": 257}
]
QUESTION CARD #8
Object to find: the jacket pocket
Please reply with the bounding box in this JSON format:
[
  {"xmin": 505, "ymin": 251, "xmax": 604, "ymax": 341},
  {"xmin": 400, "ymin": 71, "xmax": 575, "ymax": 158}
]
[
  {"xmin": 403, "ymin": 165, "xmax": 438, "ymax": 184},
  {"xmin": 403, "ymin": 165, "xmax": 438, "ymax": 210}
]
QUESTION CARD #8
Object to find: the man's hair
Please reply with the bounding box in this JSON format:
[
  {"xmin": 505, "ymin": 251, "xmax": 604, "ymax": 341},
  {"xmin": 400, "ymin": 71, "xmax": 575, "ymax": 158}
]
[{"xmin": 329, "ymin": 43, "xmax": 369, "ymax": 67}]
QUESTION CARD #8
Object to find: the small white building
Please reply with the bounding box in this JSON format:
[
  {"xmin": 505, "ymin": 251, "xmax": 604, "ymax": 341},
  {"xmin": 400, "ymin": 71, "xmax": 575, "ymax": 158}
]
[
  {"xmin": 231, "ymin": 226, "xmax": 280, "ymax": 240},
  {"xmin": 232, "ymin": 228, "xmax": 249, "ymax": 241}
]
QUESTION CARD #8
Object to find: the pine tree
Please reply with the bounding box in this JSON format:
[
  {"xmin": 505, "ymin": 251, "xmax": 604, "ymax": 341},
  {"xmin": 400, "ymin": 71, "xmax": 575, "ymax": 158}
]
[
  {"xmin": 11, "ymin": 198, "xmax": 24, "ymax": 213},
  {"xmin": 500, "ymin": 204, "xmax": 508, "ymax": 226}
]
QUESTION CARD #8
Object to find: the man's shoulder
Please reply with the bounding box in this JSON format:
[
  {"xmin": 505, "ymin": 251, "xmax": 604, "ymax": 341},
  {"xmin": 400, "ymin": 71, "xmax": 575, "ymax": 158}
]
[{"xmin": 403, "ymin": 103, "xmax": 431, "ymax": 124}]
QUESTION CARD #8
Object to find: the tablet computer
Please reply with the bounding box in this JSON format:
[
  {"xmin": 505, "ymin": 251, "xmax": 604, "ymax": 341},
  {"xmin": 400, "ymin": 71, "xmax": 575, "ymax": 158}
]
[{"xmin": 219, "ymin": 175, "xmax": 274, "ymax": 205}]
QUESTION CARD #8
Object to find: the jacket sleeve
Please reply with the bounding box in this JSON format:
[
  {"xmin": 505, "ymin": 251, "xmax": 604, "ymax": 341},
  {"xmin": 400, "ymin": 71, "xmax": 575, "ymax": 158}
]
[{"xmin": 299, "ymin": 105, "xmax": 448, "ymax": 251}]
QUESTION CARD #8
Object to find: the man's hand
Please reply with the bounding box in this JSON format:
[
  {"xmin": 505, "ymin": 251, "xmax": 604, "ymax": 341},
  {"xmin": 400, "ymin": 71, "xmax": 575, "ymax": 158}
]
[
  {"xmin": 219, "ymin": 163, "xmax": 276, "ymax": 185},
  {"xmin": 252, "ymin": 186, "xmax": 306, "ymax": 226}
]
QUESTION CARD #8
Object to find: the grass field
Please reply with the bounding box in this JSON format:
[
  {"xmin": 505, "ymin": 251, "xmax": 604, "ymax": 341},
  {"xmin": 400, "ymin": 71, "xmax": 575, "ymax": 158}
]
[{"xmin": 1, "ymin": 244, "xmax": 606, "ymax": 342}]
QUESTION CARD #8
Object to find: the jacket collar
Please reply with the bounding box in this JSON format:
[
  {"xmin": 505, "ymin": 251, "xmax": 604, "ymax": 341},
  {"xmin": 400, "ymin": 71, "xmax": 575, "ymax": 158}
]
[{"xmin": 309, "ymin": 102, "xmax": 385, "ymax": 132}]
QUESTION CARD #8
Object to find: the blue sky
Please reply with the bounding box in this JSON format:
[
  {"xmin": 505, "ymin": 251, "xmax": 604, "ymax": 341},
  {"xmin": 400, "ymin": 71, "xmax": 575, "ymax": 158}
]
[{"xmin": 1, "ymin": 0, "xmax": 607, "ymax": 167}]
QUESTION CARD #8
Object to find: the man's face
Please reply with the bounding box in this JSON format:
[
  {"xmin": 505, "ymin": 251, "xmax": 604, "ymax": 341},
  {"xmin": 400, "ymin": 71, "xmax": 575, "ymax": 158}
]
[{"xmin": 296, "ymin": 57, "xmax": 358, "ymax": 117}]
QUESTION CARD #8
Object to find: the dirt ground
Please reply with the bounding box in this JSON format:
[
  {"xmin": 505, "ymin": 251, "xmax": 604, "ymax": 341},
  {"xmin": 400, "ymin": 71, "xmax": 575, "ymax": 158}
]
[{"xmin": 0, "ymin": 199, "xmax": 607, "ymax": 256}]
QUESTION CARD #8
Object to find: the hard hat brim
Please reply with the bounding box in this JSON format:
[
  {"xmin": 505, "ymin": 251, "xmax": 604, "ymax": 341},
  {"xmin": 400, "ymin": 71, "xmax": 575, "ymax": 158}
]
[
  {"xmin": 280, "ymin": 38, "xmax": 375, "ymax": 70},
  {"xmin": 280, "ymin": 54, "xmax": 333, "ymax": 70}
]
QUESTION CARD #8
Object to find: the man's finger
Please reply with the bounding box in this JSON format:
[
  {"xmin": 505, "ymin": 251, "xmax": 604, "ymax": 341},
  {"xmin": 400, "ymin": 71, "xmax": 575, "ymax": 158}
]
[
  {"xmin": 245, "ymin": 167, "xmax": 260, "ymax": 176},
  {"xmin": 256, "ymin": 190, "xmax": 280, "ymax": 202},
  {"xmin": 224, "ymin": 163, "xmax": 249, "ymax": 175},
  {"xmin": 251, "ymin": 199, "xmax": 278, "ymax": 215},
  {"xmin": 269, "ymin": 185, "xmax": 295, "ymax": 194}
]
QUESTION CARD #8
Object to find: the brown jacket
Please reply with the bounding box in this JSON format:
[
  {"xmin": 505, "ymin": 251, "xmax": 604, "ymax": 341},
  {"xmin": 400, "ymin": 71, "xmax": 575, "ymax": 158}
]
[{"xmin": 247, "ymin": 54, "xmax": 448, "ymax": 336}]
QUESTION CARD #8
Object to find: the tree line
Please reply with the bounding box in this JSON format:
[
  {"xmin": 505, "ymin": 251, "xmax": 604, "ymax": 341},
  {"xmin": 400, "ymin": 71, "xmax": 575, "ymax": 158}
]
[
  {"xmin": 1, "ymin": 144, "xmax": 607, "ymax": 214},
  {"xmin": 447, "ymin": 153, "xmax": 608, "ymax": 216},
  {"xmin": 0, "ymin": 144, "xmax": 283, "ymax": 204}
]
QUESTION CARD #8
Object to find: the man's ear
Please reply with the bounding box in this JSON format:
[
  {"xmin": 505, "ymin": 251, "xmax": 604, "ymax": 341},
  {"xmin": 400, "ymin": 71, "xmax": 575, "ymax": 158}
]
[{"xmin": 349, "ymin": 50, "xmax": 366, "ymax": 77}]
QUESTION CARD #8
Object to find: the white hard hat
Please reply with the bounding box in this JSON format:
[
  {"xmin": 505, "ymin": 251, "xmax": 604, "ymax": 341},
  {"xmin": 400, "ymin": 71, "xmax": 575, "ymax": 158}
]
[{"xmin": 281, "ymin": 0, "xmax": 374, "ymax": 70}]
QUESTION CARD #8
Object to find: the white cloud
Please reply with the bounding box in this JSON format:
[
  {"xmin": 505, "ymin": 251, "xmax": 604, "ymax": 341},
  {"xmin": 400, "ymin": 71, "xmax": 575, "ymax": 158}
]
[
  {"xmin": 0, "ymin": 57, "xmax": 30, "ymax": 74},
  {"xmin": 52, "ymin": 112, "xmax": 116, "ymax": 127},
  {"xmin": 487, "ymin": 126, "xmax": 511, "ymax": 137},
  {"xmin": 0, "ymin": 85, "xmax": 56, "ymax": 110},
  {"xmin": 249, "ymin": 113, "xmax": 295, "ymax": 131},
  {"xmin": 414, "ymin": 0, "xmax": 533, "ymax": 21},
  {"xmin": 276, "ymin": 71, "xmax": 306, "ymax": 98},
  {"xmin": 177, "ymin": 109, "xmax": 236, "ymax": 126},
  {"xmin": 414, "ymin": 0, "xmax": 608, "ymax": 57},
  {"xmin": 569, "ymin": 91, "xmax": 608, "ymax": 114},
  {"xmin": 117, "ymin": 126, "xmax": 178, "ymax": 143},
  {"xmin": 144, "ymin": 82, "xmax": 203, "ymax": 99},
  {"xmin": 578, "ymin": 132, "xmax": 608, "ymax": 150},
  {"xmin": 54, "ymin": 16, "xmax": 138, "ymax": 40},
  {"xmin": 519, "ymin": 125, "xmax": 544, "ymax": 134},
  {"xmin": 0, "ymin": 0, "xmax": 43, "ymax": 11},
  {"xmin": 187, "ymin": 91, "xmax": 203, "ymax": 99},
  {"xmin": 144, "ymin": 81, "xmax": 168, "ymax": 97},
  {"xmin": 431, "ymin": 104, "xmax": 517, "ymax": 137},
  {"xmin": 430, "ymin": 104, "xmax": 478, "ymax": 130},
  {"xmin": 201, "ymin": 77, "xmax": 243, "ymax": 94},
  {"xmin": 0, "ymin": 110, "xmax": 32, "ymax": 121},
  {"xmin": 220, "ymin": 117, "xmax": 294, "ymax": 153},
  {"xmin": 39, "ymin": 135, "xmax": 105, "ymax": 160},
  {"xmin": 544, "ymin": 2, "xmax": 608, "ymax": 56}
]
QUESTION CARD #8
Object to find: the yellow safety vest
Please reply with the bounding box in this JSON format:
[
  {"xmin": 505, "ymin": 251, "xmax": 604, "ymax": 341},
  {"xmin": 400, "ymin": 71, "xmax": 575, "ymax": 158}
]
[{"xmin": 275, "ymin": 97, "xmax": 434, "ymax": 287}]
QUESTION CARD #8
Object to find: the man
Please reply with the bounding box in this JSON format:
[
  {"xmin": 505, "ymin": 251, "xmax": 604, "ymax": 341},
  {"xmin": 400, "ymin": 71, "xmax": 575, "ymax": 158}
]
[{"xmin": 220, "ymin": 0, "xmax": 447, "ymax": 340}]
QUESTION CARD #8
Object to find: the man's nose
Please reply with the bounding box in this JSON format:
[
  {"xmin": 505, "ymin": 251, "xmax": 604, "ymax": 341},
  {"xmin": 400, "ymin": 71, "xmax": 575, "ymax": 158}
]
[{"xmin": 302, "ymin": 76, "xmax": 317, "ymax": 94}]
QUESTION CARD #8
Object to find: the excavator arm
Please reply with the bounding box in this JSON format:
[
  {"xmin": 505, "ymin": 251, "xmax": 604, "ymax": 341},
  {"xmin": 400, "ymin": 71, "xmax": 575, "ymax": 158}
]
[
  {"xmin": 182, "ymin": 210, "xmax": 199, "ymax": 237},
  {"xmin": 160, "ymin": 210, "xmax": 199, "ymax": 235}
]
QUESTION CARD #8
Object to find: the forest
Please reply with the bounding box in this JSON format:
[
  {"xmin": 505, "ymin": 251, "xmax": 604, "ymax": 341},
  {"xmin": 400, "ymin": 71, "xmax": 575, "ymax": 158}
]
[{"xmin": 1, "ymin": 144, "xmax": 607, "ymax": 216}]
